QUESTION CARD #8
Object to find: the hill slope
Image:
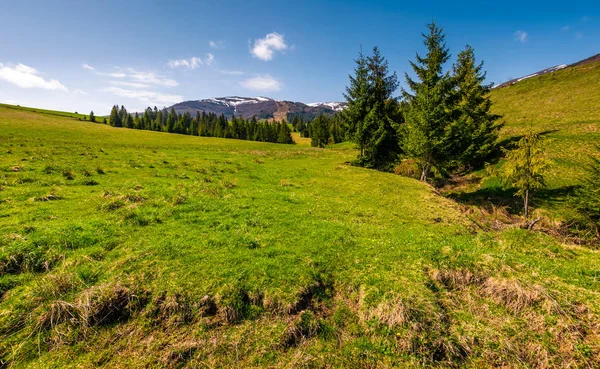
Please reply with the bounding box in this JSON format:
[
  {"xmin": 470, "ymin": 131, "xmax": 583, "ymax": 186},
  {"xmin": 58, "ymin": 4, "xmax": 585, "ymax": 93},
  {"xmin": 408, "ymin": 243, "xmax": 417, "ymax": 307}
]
[
  {"xmin": 0, "ymin": 107, "xmax": 599, "ymax": 367},
  {"xmin": 449, "ymin": 58, "xmax": 600, "ymax": 217}
]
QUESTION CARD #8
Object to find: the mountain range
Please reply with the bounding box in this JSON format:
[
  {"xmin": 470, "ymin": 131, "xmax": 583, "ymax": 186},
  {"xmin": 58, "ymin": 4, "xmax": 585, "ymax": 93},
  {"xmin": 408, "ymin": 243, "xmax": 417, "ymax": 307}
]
[{"xmin": 169, "ymin": 97, "xmax": 346, "ymax": 121}]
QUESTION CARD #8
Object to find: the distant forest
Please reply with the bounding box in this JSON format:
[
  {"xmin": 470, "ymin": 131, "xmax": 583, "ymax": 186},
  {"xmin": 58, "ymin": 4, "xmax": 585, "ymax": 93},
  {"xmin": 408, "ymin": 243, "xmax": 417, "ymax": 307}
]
[{"xmin": 103, "ymin": 106, "xmax": 295, "ymax": 144}]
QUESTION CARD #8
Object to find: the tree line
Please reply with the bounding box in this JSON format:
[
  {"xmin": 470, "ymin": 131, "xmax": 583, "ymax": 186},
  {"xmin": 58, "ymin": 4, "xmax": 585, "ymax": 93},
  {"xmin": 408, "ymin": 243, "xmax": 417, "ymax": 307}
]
[
  {"xmin": 103, "ymin": 106, "xmax": 293, "ymax": 144},
  {"xmin": 343, "ymin": 22, "xmax": 501, "ymax": 179},
  {"xmin": 290, "ymin": 114, "xmax": 346, "ymax": 148}
]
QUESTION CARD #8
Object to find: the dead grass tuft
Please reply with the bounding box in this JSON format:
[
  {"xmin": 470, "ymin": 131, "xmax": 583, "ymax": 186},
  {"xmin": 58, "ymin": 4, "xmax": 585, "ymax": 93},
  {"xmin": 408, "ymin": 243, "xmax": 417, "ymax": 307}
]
[
  {"xmin": 36, "ymin": 300, "xmax": 80, "ymax": 331},
  {"xmin": 77, "ymin": 283, "xmax": 147, "ymax": 328},
  {"xmin": 428, "ymin": 268, "xmax": 485, "ymax": 291},
  {"xmin": 480, "ymin": 277, "xmax": 549, "ymax": 313}
]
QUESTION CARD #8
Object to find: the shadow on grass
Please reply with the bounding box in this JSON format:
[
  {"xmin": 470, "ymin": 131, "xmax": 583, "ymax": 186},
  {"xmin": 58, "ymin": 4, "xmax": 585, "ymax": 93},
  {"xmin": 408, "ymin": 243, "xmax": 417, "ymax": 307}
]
[{"xmin": 447, "ymin": 184, "xmax": 578, "ymax": 215}]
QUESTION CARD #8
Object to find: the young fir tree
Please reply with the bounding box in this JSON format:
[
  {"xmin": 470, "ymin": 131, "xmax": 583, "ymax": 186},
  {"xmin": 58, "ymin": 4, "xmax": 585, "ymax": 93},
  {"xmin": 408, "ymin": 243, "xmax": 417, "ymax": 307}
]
[
  {"xmin": 166, "ymin": 108, "xmax": 177, "ymax": 133},
  {"xmin": 89, "ymin": 111, "xmax": 96, "ymax": 123},
  {"xmin": 343, "ymin": 49, "xmax": 371, "ymax": 157},
  {"xmin": 125, "ymin": 113, "xmax": 134, "ymax": 129},
  {"xmin": 311, "ymin": 114, "xmax": 330, "ymax": 148},
  {"xmin": 573, "ymin": 146, "xmax": 600, "ymax": 238},
  {"xmin": 362, "ymin": 46, "xmax": 401, "ymax": 169},
  {"xmin": 109, "ymin": 105, "xmax": 122, "ymax": 127},
  {"xmin": 402, "ymin": 22, "xmax": 456, "ymax": 181},
  {"xmin": 277, "ymin": 121, "xmax": 294, "ymax": 144},
  {"xmin": 453, "ymin": 45, "xmax": 502, "ymax": 168},
  {"xmin": 499, "ymin": 130, "xmax": 551, "ymax": 218}
]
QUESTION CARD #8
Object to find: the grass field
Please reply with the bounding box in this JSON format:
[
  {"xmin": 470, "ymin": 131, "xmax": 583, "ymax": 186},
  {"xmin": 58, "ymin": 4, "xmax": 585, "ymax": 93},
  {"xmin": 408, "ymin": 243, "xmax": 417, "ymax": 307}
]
[{"xmin": 1, "ymin": 105, "xmax": 599, "ymax": 368}]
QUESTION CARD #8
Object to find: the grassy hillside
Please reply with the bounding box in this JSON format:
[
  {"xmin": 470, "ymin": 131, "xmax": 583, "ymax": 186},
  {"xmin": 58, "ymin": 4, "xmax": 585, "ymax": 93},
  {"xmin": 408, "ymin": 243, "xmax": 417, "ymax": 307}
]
[
  {"xmin": 446, "ymin": 60, "xmax": 600, "ymax": 219},
  {"xmin": 0, "ymin": 103, "xmax": 93, "ymax": 121},
  {"xmin": 1, "ymin": 106, "xmax": 599, "ymax": 368},
  {"xmin": 490, "ymin": 60, "xmax": 600, "ymax": 187}
]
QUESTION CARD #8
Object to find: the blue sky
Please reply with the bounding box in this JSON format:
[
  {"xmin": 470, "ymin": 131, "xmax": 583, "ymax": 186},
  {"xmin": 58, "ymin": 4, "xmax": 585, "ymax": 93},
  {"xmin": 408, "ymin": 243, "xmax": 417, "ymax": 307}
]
[{"xmin": 0, "ymin": 0, "xmax": 598, "ymax": 115}]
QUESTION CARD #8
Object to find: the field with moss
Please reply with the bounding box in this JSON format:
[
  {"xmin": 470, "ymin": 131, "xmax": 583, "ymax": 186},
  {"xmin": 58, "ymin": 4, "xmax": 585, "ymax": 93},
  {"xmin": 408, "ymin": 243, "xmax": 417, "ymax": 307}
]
[{"xmin": 1, "ymin": 103, "xmax": 599, "ymax": 368}]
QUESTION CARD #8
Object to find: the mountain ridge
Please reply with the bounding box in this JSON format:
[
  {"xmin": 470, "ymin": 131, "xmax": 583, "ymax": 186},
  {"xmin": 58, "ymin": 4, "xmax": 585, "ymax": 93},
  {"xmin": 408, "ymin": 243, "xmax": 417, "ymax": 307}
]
[{"xmin": 169, "ymin": 96, "xmax": 346, "ymax": 121}]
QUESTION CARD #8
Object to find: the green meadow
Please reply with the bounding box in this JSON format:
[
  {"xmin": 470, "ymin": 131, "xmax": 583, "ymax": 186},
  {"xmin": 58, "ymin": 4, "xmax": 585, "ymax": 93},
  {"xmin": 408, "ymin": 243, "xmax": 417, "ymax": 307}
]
[{"xmin": 1, "ymin": 101, "xmax": 599, "ymax": 368}]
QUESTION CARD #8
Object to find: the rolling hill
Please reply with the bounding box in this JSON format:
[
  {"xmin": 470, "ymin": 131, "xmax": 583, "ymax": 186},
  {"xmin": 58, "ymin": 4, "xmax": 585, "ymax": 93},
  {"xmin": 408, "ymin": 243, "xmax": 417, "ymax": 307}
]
[{"xmin": 0, "ymin": 98, "xmax": 599, "ymax": 368}]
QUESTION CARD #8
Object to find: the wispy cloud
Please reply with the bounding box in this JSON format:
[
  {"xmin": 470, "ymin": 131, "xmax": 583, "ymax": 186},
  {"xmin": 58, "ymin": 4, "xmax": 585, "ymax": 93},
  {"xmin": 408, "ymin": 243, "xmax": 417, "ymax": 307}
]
[
  {"xmin": 576, "ymin": 32, "xmax": 584, "ymax": 39},
  {"xmin": 239, "ymin": 75, "xmax": 281, "ymax": 92},
  {"xmin": 218, "ymin": 69, "xmax": 244, "ymax": 75},
  {"xmin": 581, "ymin": 16, "xmax": 589, "ymax": 23},
  {"xmin": 209, "ymin": 40, "xmax": 225, "ymax": 49},
  {"xmin": 108, "ymin": 80, "xmax": 150, "ymax": 89},
  {"xmin": 83, "ymin": 64, "xmax": 177, "ymax": 87},
  {"xmin": 250, "ymin": 32, "xmax": 287, "ymax": 61},
  {"xmin": 123, "ymin": 68, "xmax": 178, "ymax": 87},
  {"xmin": 101, "ymin": 87, "xmax": 183, "ymax": 107},
  {"xmin": 513, "ymin": 30, "xmax": 528, "ymax": 43},
  {"xmin": 561, "ymin": 25, "xmax": 570, "ymax": 31},
  {"xmin": 167, "ymin": 54, "xmax": 215, "ymax": 70},
  {"xmin": 81, "ymin": 64, "xmax": 126, "ymax": 78},
  {"xmin": 0, "ymin": 63, "xmax": 67, "ymax": 91}
]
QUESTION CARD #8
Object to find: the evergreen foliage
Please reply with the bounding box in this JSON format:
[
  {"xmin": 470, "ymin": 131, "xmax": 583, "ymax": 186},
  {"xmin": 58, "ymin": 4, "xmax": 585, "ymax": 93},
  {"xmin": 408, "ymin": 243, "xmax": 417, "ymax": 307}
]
[
  {"xmin": 499, "ymin": 130, "xmax": 552, "ymax": 217},
  {"xmin": 402, "ymin": 22, "xmax": 457, "ymax": 181},
  {"xmin": 89, "ymin": 111, "xmax": 95, "ymax": 123},
  {"xmin": 343, "ymin": 47, "xmax": 402, "ymax": 169},
  {"xmin": 453, "ymin": 45, "xmax": 502, "ymax": 168},
  {"xmin": 102, "ymin": 105, "xmax": 294, "ymax": 145},
  {"xmin": 310, "ymin": 114, "xmax": 330, "ymax": 148}
]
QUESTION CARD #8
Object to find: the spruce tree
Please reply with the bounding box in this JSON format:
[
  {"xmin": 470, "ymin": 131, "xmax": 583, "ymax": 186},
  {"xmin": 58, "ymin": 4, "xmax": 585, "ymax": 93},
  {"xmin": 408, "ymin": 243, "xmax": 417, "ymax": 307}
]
[
  {"xmin": 499, "ymin": 130, "xmax": 552, "ymax": 218},
  {"xmin": 343, "ymin": 49, "xmax": 371, "ymax": 157},
  {"xmin": 89, "ymin": 111, "xmax": 96, "ymax": 123},
  {"xmin": 362, "ymin": 46, "xmax": 401, "ymax": 169},
  {"xmin": 311, "ymin": 114, "xmax": 330, "ymax": 148},
  {"xmin": 453, "ymin": 45, "xmax": 502, "ymax": 168},
  {"xmin": 109, "ymin": 105, "xmax": 122, "ymax": 127},
  {"xmin": 403, "ymin": 22, "xmax": 456, "ymax": 181},
  {"xmin": 167, "ymin": 108, "xmax": 176, "ymax": 133}
]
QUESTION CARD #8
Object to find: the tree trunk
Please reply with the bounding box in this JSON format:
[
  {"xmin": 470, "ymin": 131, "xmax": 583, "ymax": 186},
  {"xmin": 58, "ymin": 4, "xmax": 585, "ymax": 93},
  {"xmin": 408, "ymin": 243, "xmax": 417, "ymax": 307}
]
[
  {"xmin": 524, "ymin": 189, "xmax": 529, "ymax": 218},
  {"xmin": 420, "ymin": 163, "xmax": 430, "ymax": 182}
]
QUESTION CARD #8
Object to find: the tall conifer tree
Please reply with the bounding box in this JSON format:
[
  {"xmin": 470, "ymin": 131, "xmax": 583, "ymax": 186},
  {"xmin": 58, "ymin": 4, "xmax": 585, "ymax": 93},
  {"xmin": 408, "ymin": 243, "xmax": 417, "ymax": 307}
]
[
  {"xmin": 403, "ymin": 22, "xmax": 456, "ymax": 181},
  {"xmin": 453, "ymin": 45, "xmax": 502, "ymax": 168}
]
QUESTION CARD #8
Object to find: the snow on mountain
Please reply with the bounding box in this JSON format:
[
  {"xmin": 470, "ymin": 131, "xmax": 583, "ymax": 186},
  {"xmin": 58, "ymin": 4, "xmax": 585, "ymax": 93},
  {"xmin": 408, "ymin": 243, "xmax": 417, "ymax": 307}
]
[
  {"xmin": 493, "ymin": 64, "xmax": 569, "ymax": 89},
  {"xmin": 307, "ymin": 102, "xmax": 346, "ymax": 111},
  {"xmin": 201, "ymin": 96, "xmax": 274, "ymax": 108}
]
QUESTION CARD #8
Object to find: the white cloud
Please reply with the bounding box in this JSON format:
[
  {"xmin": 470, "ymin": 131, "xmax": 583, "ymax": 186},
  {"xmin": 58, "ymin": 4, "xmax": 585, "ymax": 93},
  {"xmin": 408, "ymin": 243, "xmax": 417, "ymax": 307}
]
[
  {"xmin": 167, "ymin": 54, "xmax": 215, "ymax": 70},
  {"xmin": 81, "ymin": 64, "xmax": 126, "ymax": 78},
  {"xmin": 0, "ymin": 63, "xmax": 67, "ymax": 91},
  {"xmin": 218, "ymin": 69, "xmax": 244, "ymax": 75},
  {"xmin": 82, "ymin": 64, "xmax": 176, "ymax": 86},
  {"xmin": 561, "ymin": 25, "xmax": 570, "ymax": 31},
  {"xmin": 101, "ymin": 87, "xmax": 183, "ymax": 107},
  {"xmin": 122, "ymin": 68, "xmax": 178, "ymax": 87},
  {"xmin": 209, "ymin": 40, "xmax": 224, "ymax": 49},
  {"xmin": 514, "ymin": 30, "xmax": 528, "ymax": 43},
  {"xmin": 239, "ymin": 75, "xmax": 281, "ymax": 92},
  {"xmin": 73, "ymin": 89, "xmax": 86, "ymax": 95},
  {"xmin": 576, "ymin": 32, "xmax": 584, "ymax": 39},
  {"xmin": 109, "ymin": 81, "xmax": 150, "ymax": 89},
  {"xmin": 250, "ymin": 32, "xmax": 287, "ymax": 61}
]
